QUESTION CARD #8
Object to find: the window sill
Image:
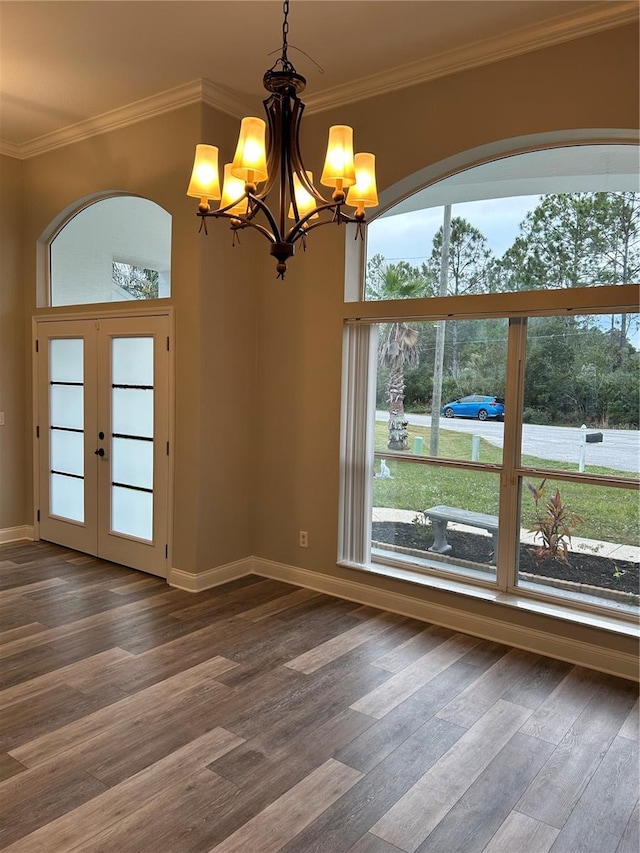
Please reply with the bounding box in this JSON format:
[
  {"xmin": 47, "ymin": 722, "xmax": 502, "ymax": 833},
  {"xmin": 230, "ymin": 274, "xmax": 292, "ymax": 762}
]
[{"xmin": 338, "ymin": 558, "xmax": 639, "ymax": 639}]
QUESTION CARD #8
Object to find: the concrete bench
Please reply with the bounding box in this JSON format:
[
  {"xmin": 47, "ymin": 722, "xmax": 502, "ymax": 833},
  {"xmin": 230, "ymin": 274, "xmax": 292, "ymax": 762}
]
[{"xmin": 423, "ymin": 505, "xmax": 499, "ymax": 564}]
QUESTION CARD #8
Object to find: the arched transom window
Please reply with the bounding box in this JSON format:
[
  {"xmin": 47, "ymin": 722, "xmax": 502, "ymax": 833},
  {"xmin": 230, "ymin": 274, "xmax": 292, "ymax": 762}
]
[{"xmin": 49, "ymin": 196, "xmax": 171, "ymax": 307}]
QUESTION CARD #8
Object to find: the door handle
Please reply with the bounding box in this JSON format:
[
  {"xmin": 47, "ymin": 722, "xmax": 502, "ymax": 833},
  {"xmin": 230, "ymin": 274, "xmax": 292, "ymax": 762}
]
[{"xmin": 95, "ymin": 448, "xmax": 105, "ymax": 457}]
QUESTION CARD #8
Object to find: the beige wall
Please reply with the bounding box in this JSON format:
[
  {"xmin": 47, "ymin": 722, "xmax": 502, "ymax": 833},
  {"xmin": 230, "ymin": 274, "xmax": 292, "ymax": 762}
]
[
  {"xmin": 0, "ymin": 23, "xmax": 637, "ymax": 658},
  {"xmin": 320, "ymin": 24, "xmax": 640, "ymax": 196},
  {"xmin": 194, "ymin": 106, "xmax": 257, "ymax": 571},
  {"xmin": 253, "ymin": 25, "xmax": 639, "ymax": 656},
  {"xmin": 14, "ymin": 103, "xmax": 256, "ymax": 573},
  {"xmin": 0, "ymin": 154, "xmax": 27, "ymax": 530}
]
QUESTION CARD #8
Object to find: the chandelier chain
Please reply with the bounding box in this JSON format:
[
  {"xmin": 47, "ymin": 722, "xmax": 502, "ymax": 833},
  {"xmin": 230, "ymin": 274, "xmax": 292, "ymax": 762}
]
[{"xmin": 282, "ymin": 0, "xmax": 290, "ymax": 64}]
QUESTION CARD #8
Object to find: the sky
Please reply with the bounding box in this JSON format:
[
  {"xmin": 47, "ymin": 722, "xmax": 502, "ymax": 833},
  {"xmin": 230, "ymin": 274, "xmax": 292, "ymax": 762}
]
[
  {"xmin": 367, "ymin": 195, "xmax": 542, "ymax": 266},
  {"xmin": 366, "ymin": 192, "xmax": 639, "ymax": 347}
]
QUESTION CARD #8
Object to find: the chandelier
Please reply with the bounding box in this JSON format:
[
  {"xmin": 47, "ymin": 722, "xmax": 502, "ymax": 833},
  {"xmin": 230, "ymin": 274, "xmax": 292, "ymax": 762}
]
[{"xmin": 187, "ymin": 0, "xmax": 378, "ymax": 279}]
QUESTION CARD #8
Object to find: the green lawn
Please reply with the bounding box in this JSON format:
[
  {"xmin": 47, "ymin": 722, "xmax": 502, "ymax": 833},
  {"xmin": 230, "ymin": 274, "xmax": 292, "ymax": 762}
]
[{"xmin": 373, "ymin": 423, "xmax": 639, "ymax": 545}]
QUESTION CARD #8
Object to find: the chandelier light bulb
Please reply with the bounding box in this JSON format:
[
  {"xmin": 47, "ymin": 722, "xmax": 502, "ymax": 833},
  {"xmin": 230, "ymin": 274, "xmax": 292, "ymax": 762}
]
[
  {"xmin": 289, "ymin": 171, "xmax": 319, "ymax": 220},
  {"xmin": 321, "ymin": 125, "xmax": 356, "ymax": 198},
  {"xmin": 187, "ymin": 145, "xmax": 221, "ymax": 209},
  {"xmin": 347, "ymin": 153, "xmax": 379, "ymax": 216},
  {"xmin": 231, "ymin": 117, "xmax": 268, "ymax": 187},
  {"xmin": 219, "ymin": 164, "xmax": 249, "ymax": 216}
]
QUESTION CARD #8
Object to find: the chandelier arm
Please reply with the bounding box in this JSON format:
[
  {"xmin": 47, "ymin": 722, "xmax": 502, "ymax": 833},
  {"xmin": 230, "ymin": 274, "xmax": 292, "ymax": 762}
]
[
  {"xmin": 258, "ymin": 94, "xmax": 281, "ymax": 202},
  {"xmin": 199, "ymin": 210, "xmax": 277, "ymax": 243},
  {"xmin": 244, "ymin": 193, "xmax": 284, "ymax": 243},
  {"xmin": 213, "ymin": 197, "xmax": 256, "ymax": 219},
  {"xmin": 278, "ymin": 95, "xmax": 292, "ymax": 241},
  {"xmin": 285, "ymin": 194, "xmax": 363, "ymax": 243},
  {"xmin": 288, "ymin": 208, "xmax": 364, "ymax": 244},
  {"xmin": 288, "ymin": 97, "xmax": 332, "ymax": 207},
  {"xmin": 229, "ymin": 218, "xmax": 278, "ymax": 243},
  {"xmin": 333, "ymin": 209, "xmax": 359, "ymax": 225},
  {"xmin": 286, "ymin": 95, "xmax": 306, "ymax": 225},
  {"xmin": 285, "ymin": 199, "xmax": 352, "ymax": 243}
]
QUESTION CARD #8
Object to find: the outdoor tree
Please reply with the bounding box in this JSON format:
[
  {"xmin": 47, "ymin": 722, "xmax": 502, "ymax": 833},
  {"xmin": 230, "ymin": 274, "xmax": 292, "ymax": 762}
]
[
  {"xmin": 593, "ymin": 191, "xmax": 640, "ymax": 358},
  {"xmin": 428, "ymin": 217, "xmax": 492, "ymax": 297},
  {"xmin": 493, "ymin": 192, "xmax": 639, "ymax": 425},
  {"xmin": 372, "ymin": 193, "xmax": 639, "ymax": 429},
  {"xmin": 594, "ymin": 191, "xmax": 640, "ymax": 284},
  {"xmin": 490, "ymin": 235, "xmax": 547, "ymax": 291},
  {"xmin": 112, "ymin": 262, "xmax": 160, "ymax": 299},
  {"xmin": 495, "ymin": 193, "xmax": 602, "ymax": 290},
  {"xmin": 428, "ymin": 217, "xmax": 492, "ymax": 377},
  {"xmin": 367, "ymin": 255, "xmax": 431, "ymax": 448}
]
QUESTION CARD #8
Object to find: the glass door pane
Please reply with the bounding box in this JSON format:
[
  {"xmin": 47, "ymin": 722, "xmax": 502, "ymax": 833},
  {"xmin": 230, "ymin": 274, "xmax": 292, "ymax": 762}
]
[
  {"xmin": 110, "ymin": 337, "xmax": 154, "ymax": 541},
  {"xmin": 49, "ymin": 338, "xmax": 84, "ymax": 522},
  {"xmin": 37, "ymin": 315, "xmax": 169, "ymax": 576}
]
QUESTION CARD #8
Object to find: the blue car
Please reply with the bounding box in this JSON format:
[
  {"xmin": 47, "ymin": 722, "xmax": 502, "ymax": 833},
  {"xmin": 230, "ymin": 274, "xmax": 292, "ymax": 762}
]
[{"xmin": 442, "ymin": 395, "xmax": 505, "ymax": 421}]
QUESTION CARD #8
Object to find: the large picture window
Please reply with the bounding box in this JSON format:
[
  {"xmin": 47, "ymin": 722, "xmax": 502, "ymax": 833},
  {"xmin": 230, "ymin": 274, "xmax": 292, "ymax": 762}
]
[
  {"xmin": 340, "ymin": 146, "xmax": 639, "ymax": 626},
  {"xmin": 342, "ymin": 305, "xmax": 638, "ymax": 622}
]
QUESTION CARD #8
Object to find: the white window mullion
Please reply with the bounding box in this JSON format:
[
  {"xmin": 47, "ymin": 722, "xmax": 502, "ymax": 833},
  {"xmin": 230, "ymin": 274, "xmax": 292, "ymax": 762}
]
[
  {"xmin": 497, "ymin": 317, "xmax": 527, "ymax": 592},
  {"xmin": 339, "ymin": 324, "xmax": 378, "ymax": 566}
]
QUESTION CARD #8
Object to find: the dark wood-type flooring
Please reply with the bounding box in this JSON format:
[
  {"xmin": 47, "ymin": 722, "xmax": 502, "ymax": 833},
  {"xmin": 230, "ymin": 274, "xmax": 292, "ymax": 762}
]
[{"xmin": 0, "ymin": 540, "xmax": 638, "ymax": 852}]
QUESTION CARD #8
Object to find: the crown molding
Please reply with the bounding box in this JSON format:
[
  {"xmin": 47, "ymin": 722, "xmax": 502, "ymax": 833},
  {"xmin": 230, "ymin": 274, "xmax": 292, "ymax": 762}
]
[
  {"xmin": 0, "ymin": 140, "xmax": 23, "ymax": 159},
  {"xmin": 200, "ymin": 79, "xmax": 260, "ymax": 120},
  {"xmin": 1, "ymin": 79, "xmax": 257, "ymax": 161},
  {"xmin": 304, "ymin": 1, "xmax": 640, "ymax": 114},
  {"xmin": 2, "ymin": 80, "xmax": 206, "ymax": 160},
  {"xmin": 2, "ymin": 1, "xmax": 637, "ymax": 160}
]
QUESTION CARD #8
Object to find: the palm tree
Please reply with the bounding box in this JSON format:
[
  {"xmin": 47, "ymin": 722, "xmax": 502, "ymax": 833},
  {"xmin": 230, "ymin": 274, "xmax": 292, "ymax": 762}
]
[
  {"xmin": 366, "ymin": 256, "xmax": 429, "ymax": 449},
  {"xmin": 379, "ymin": 321, "xmax": 420, "ymax": 448}
]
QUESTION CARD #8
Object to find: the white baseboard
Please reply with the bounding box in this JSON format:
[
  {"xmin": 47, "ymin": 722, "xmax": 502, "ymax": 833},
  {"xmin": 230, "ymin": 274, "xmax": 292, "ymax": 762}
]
[
  {"xmin": 168, "ymin": 557, "xmax": 254, "ymax": 592},
  {"xmin": 0, "ymin": 528, "xmax": 634, "ymax": 677},
  {"xmin": 251, "ymin": 557, "xmax": 639, "ymax": 683},
  {"xmin": 0, "ymin": 526, "xmax": 34, "ymax": 544}
]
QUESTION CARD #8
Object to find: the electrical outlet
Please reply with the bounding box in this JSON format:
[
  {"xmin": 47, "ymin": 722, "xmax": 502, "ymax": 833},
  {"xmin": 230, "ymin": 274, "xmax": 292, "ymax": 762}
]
[{"xmin": 299, "ymin": 530, "xmax": 308, "ymax": 548}]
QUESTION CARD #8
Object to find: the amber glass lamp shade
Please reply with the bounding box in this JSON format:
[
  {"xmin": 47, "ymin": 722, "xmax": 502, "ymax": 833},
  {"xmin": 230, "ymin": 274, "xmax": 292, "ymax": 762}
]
[
  {"xmin": 288, "ymin": 171, "xmax": 319, "ymax": 221},
  {"xmin": 187, "ymin": 145, "xmax": 221, "ymax": 205},
  {"xmin": 320, "ymin": 126, "xmax": 356, "ymax": 189},
  {"xmin": 346, "ymin": 153, "xmax": 379, "ymax": 215},
  {"xmin": 219, "ymin": 164, "xmax": 249, "ymax": 215},
  {"xmin": 230, "ymin": 117, "xmax": 268, "ymax": 185}
]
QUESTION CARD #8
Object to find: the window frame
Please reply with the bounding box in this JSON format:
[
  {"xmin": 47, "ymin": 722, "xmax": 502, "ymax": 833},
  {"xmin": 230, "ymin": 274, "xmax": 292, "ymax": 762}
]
[
  {"xmin": 43, "ymin": 194, "xmax": 171, "ymax": 309},
  {"xmin": 339, "ymin": 283, "xmax": 639, "ymax": 629}
]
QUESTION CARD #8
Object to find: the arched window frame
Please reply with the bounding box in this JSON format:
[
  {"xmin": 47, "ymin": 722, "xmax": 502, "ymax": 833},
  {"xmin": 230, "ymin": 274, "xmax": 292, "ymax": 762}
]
[
  {"xmin": 38, "ymin": 192, "xmax": 172, "ymax": 309},
  {"xmin": 340, "ymin": 132, "xmax": 640, "ymax": 633}
]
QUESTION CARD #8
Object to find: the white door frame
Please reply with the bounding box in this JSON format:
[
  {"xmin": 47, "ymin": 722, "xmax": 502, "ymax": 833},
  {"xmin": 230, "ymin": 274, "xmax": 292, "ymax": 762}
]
[{"xmin": 32, "ymin": 307, "xmax": 174, "ymax": 575}]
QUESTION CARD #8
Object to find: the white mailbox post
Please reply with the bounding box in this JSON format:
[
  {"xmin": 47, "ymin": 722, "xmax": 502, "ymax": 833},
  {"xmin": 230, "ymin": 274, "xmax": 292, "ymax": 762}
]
[
  {"xmin": 579, "ymin": 424, "xmax": 587, "ymax": 472},
  {"xmin": 579, "ymin": 424, "xmax": 604, "ymax": 472}
]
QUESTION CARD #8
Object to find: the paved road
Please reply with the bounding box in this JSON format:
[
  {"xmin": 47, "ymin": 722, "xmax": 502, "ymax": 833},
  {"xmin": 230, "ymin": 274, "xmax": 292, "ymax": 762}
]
[{"xmin": 375, "ymin": 411, "xmax": 640, "ymax": 474}]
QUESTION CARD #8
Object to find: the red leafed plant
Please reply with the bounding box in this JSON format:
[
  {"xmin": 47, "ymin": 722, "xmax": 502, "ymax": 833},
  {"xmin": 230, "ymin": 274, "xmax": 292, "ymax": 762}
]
[{"xmin": 525, "ymin": 479, "xmax": 584, "ymax": 564}]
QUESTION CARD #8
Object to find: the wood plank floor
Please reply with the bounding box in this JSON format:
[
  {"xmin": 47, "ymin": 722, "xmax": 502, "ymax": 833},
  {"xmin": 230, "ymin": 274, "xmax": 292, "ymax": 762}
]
[{"xmin": 0, "ymin": 540, "xmax": 638, "ymax": 853}]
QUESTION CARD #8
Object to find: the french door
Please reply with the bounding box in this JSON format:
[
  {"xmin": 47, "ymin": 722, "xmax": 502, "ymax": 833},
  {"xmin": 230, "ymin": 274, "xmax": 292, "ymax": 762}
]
[{"xmin": 35, "ymin": 315, "xmax": 171, "ymax": 576}]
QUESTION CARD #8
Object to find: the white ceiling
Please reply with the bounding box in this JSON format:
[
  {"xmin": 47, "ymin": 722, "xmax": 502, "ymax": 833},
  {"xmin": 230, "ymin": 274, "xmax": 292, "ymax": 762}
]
[{"xmin": 0, "ymin": 0, "xmax": 637, "ymax": 158}]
